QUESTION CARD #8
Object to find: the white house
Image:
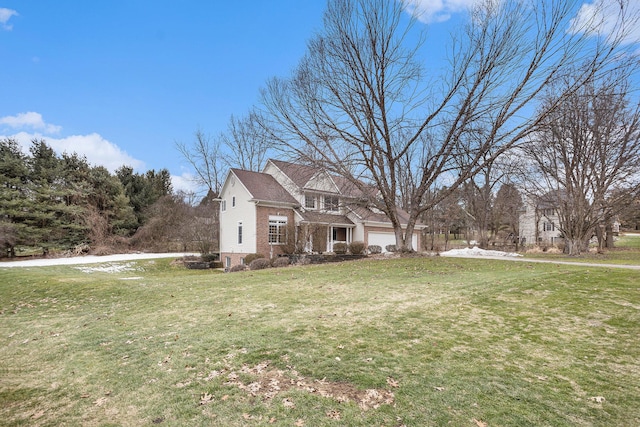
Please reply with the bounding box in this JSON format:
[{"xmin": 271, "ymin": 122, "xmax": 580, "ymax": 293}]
[{"xmin": 518, "ymin": 193, "xmax": 563, "ymax": 247}]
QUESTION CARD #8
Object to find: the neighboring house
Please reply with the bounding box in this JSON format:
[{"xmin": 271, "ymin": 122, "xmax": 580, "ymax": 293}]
[
  {"xmin": 219, "ymin": 159, "xmax": 425, "ymax": 268},
  {"xmin": 518, "ymin": 193, "xmax": 563, "ymax": 247}
]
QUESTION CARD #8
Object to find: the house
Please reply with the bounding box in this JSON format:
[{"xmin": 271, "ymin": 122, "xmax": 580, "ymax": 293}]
[
  {"xmin": 518, "ymin": 193, "xmax": 563, "ymax": 247},
  {"xmin": 219, "ymin": 159, "xmax": 425, "ymax": 268}
]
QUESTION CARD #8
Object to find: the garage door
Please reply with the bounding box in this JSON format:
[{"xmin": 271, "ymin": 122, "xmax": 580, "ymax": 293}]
[{"xmin": 368, "ymin": 232, "xmax": 418, "ymax": 252}]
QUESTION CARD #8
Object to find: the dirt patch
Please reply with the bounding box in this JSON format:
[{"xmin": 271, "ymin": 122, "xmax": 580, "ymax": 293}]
[{"xmin": 221, "ymin": 361, "xmax": 395, "ymax": 410}]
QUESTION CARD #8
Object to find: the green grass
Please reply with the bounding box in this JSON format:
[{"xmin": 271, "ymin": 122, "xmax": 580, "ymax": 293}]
[
  {"xmin": 522, "ymin": 232, "xmax": 640, "ymax": 265},
  {"xmin": 1, "ymin": 256, "xmax": 639, "ymax": 426}
]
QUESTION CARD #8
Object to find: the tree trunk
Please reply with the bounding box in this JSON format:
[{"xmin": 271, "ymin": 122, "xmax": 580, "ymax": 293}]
[
  {"xmin": 595, "ymin": 225, "xmax": 605, "ymax": 253},
  {"xmin": 605, "ymin": 222, "xmax": 614, "ymax": 249}
]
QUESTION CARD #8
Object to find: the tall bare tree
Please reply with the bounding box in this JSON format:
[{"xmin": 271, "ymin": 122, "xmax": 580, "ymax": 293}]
[
  {"xmin": 175, "ymin": 128, "xmax": 225, "ymax": 194},
  {"xmin": 260, "ymin": 0, "xmax": 638, "ymax": 251},
  {"xmin": 523, "ymin": 66, "xmax": 640, "ymax": 255},
  {"xmin": 222, "ymin": 110, "xmax": 275, "ymax": 172}
]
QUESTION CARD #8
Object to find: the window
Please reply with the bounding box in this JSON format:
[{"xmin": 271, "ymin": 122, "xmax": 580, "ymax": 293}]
[
  {"xmin": 221, "ymin": 200, "xmax": 226, "ymax": 211},
  {"xmin": 268, "ymin": 216, "xmax": 287, "ymax": 244},
  {"xmin": 305, "ymin": 194, "xmax": 316, "ymax": 209},
  {"xmin": 225, "ymin": 256, "xmax": 231, "ymax": 268},
  {"xmin": 238, "ymin": 222, "xmax": 243, "ymax": 244},
  {"xmin": 324, "ymin": 195, "xmax": 339, "ymax": 212},
  {"xmin": 232, "ymin": 196, "xmax": 236, "ymax": 207},
  {"xmin": 543, "ymin": 222, "xmax": 555, "ymax": 232}
]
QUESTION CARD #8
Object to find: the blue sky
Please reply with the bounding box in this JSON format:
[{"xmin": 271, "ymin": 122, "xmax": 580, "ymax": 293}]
[{"xmin": 1, "ymin": 1, "xmax": 637, "ymax": 194}]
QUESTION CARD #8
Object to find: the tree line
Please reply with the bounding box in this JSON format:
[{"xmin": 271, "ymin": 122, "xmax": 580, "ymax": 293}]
[{"xmin": 0, "ymin": 138, "xmax": 216, "ymax": 257}]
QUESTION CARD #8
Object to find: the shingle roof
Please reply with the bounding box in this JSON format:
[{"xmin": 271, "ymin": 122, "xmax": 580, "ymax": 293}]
[
  {"xmin": 232, "ymin": 169, "xmax": 299, "ymax": 205},
  {"xmin": 349, "ymin": 205, "xmax": 417, "ymax": 226},
  {"xmin": 268, "ymin": 159, "xmax": 374, "ymax": 199},
  {"xmin": 269, "ymin": 160, "xmax": 320, "ymax": 189},
  {"xmin": 296, "ymin": 210, "xmax": 354, "ymax": 226}
]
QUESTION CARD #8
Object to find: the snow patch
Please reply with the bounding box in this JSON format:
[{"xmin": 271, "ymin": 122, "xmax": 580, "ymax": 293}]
[
  {"xmin": 75, "ymin": 262, "xmax": 141, "ymax": 273},
  {"xmin": 440, "ymin": 246, "xmax": 522, "ymax": 258}
]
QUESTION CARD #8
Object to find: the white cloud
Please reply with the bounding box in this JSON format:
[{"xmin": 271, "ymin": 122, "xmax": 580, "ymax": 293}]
[
  {"xmin": 2, "ymin": 131, "xmax": 145, "ymax": 173},
  {"xmin": 171, "ymin": 172, "xmax": 204, "ymax": 196},
  {"xmin": 403, "ymin": 0, "xmax": 479, "ymax": 23},
  {"xmin": 0, "ymin": 8, "xmax": 18, "ymax": 30},
  {"xmin": 1, "ymin": 111, "xmax": 144, "ymax": 172},
  {"xmin": 0, "ymin": 112, "xmax": 62, "ymax": 134},
  {"xmin": 569, "ymin": 0, "xmax": 640, "ymax": 45}
]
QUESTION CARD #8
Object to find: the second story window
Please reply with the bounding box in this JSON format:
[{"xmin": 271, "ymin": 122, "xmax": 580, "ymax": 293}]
[
  {"xmin": 238, "ymin": 221, "xmax": 243, "ymax": 244},
  {"xmin": 221, "ymin": 200, "xmax": 227, "ymax": 211},
  {"xmin": 324, "ymin": 195, "xmax": 339, "ymax": 212},
  {"xmin": 232, "ymin": 196, "xmax": 236, "ymax": 207},
  {"xmin": 305, "ymin": 194, "xmax": 316, "ymax": 209}
]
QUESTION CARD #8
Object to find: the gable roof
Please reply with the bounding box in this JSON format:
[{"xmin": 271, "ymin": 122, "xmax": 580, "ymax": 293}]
[
  {"xmin": 231, "ymin": 169, "xmax": 298, "ymax": 205},
  {"xmin": 349, "ymin": 205, "xmax": 417, "ymax": 226},
  {"xmin": 268, "ymin": 160, "xmax": 320, "ymax": 189},
  {"xmin": 267, "ymin": 159, "xmax": 374, "ymax": 199}
]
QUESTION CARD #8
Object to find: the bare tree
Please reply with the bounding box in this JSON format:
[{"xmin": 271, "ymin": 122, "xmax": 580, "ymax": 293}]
[
  {"xmin": 175, "ymin": 128, "xmax": 225, "ymax": 194},
  {"xmin": 492, "ymin": 182, "xmax": 522, "ymax": 250},
  {"xmin": 522, "ymin": 66, "xmax": 640, "ymax": 255},
  {"xmin": 260, "ymin": 0, "xmax": 636, "ymax": 252},
  {"xmin": 221, "ymin": 110, "xmax": 275, "ymax": 172}
]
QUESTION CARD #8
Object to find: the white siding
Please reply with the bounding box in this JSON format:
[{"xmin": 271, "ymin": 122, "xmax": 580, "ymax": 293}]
[{"xmin": 219, "ymin": 172, "xmax": 257, "ymax": 254}]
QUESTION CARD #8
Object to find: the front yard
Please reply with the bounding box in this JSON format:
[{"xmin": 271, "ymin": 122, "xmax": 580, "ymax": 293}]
[{"xmin": 1, "ymin": 255, "xmax": 638, "ymax": 426}]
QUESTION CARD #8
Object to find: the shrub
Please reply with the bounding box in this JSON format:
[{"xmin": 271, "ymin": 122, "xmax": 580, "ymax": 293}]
[
  {"xmin": 349, "ymin": 241, "xmax": 366, "ymax": 255},
  {"xmin": 249, "ymin": 258, "xmax": 271, "ymax": 270},
  {"xmin": 368, "ymin": 245, "xmax": 382, "ymax": 254},
  {"xmin": 296, "ymin": 256, "xmax": 311, "ymax": 265},
  {"xmin": 272, "ymin": 257, "xmax": 290, "ymax": 268},
  {"xmin": 211, "ymin": 261, "xmax": 224, "ymax": 269},
  {"xmin": 333, "ymin": 242, "xmax": 348, "ymax": 254},
  {"xmin": 201, "ymin": 253, "xmax": 218, "ymax": 263},
  {"xmin": 244, "ymin": 253, "xmax": 266, "ymax": 264},
  {"xmin": 385, "ymin": 244, "xmax": 397, "ymax": 253},
  {"xmin": 229, "ymin": 264, "xmax": 247, "ymax": 273}
]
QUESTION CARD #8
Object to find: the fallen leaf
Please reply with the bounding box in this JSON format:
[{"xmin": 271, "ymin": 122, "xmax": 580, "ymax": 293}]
[
  {"xmin": 590, "ymin": 396, "xmax": 606, "ymax": 403},
  {"xmin": 93, "ymin": 397, "xmax": 108, "ymax": 406},
  {"xmin": 221, "ymin": 394, "xmax": 229, "ymax": 401},
  {"xmin": 434, "ymin": 386, "xmax": 445, "ymax": 391},
  {"xmin": 326, "ymin": 409, "xmax": 341, "ymax": 420},
  {"xmin": 200, "ymin": 392, "xmax": 214, "ymax": 405},
  {"xmin": 283, "ymin": 397, "xmax": 296, "ymax": 409},
  {"xmin": 473, "ymin": 418, "xmax": 488, "ymax": 427},
  {"xmin": 31, "ymin": 410, "xmax": 45, "ymax": 419},
  {"xmin": 295, "ymin": 419, "xmax": 305, "ymax": 427},
  {"xmin": 387, "ymin": 377, "xmax": 399, "ymax": 388}
]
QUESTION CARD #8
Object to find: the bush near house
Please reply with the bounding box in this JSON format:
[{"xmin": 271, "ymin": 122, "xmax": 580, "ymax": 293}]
[
  {"xmin": 249, "ymin": 258, "xmax": 271, "ymax": 270},
  {"xmin": 333, "ymin": 242, "xmax": 348, "ymax": 254},
  {"xmin": 368, "ymin": 245, "xmax": 382, "ymax": 254},
  {"xmin": 385, "ymin": 244, "xmax": 397, "ymax": 252},
  {"xmin": 272, "ymin": 257, "xmax": 290, "ymax": 268},
  {"xmin": 349, "ymin": 241, "xmax": 366, "ymax": 255},
  {"xmin": 229, "ymin": 264, "xmax": 247, "ymax": 273},
  {"xmin": 244, "ymin": 253, "xmax": 266, "ymax": 264}
]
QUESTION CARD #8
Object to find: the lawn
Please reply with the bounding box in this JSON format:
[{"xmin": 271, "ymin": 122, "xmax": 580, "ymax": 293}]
[
  {"xmin": 522, "ymin": 232, "xmax": 640, "ymax": 266},
  {"xmin": 1, "ymin": 256, "xmax": 639, "ymax": 426}
]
